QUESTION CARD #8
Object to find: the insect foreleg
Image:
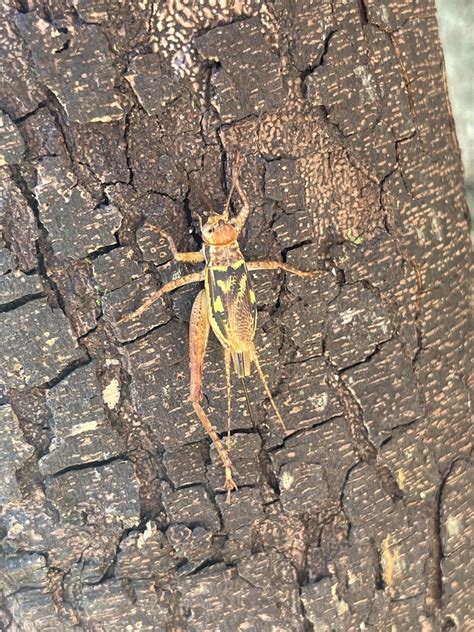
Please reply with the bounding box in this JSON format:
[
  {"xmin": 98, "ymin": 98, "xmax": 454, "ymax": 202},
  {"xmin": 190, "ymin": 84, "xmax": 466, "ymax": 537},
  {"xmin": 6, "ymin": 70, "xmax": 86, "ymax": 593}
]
[
  {"xmin": 189, "ymin": 290, "xmax": 237, "ymax": 502},
  {"xmin": 118, "ymin": 272, "xmax": 205, "ymax": 324},
  {"xmin": 144, "ymin": 224, "xmax": 204, "ymax": 264},
  {"xmin": 248, "ymin": 261, "xmax": 317, "ymax": 278},
  {"xmin": 251, "ymin": 346, "xmax": 287, "ymax": 432}
]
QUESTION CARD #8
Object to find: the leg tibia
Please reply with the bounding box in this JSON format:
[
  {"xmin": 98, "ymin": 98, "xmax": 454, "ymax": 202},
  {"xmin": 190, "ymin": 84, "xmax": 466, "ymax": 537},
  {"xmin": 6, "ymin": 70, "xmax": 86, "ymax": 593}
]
[
  {"xmin": 248, "ymin": 260, "xmax": 317, "ymax": 277},
  {"xmin": 252, "ymin": 347, "xmax": 287, "ymax": 432},
  {"xmin": 191, "ymin": 401, "xmax": 238, "ymax": 502}
]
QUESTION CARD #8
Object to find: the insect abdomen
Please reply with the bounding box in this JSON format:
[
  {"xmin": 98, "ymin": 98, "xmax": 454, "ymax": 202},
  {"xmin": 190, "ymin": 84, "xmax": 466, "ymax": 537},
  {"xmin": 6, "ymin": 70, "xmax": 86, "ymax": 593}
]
[{"xmin": 205, "ymin": 259, "xmax": 257, "ymax": 369}]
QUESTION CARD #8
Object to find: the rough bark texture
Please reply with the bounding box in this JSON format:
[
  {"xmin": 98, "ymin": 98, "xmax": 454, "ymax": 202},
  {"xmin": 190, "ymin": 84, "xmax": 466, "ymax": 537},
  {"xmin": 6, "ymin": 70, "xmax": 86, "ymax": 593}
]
[{"xmin": 0, "ymin": 1, "xmax": 471, "ymax": 630}]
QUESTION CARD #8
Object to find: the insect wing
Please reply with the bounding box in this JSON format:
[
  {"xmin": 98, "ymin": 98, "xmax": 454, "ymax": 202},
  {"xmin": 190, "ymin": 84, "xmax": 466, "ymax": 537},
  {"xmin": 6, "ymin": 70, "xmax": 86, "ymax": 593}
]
[{"xmin": 205, "ymin": 260, "xmax": 257, "ymax": 350}]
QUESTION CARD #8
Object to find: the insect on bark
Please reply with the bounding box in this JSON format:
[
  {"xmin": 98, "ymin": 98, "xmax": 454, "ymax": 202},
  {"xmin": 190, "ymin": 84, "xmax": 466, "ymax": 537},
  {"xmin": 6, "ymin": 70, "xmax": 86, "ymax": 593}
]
[{"xmin": 119, "ymin": 160, "xmax": 317, "ymax": 502}]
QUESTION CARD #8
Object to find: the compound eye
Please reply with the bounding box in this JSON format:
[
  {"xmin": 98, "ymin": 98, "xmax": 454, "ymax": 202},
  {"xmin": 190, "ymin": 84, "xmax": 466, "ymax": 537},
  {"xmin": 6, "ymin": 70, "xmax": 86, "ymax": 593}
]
[{"xmin": 203, "ymin": 225, "xmax": 214, "ymax": 239}]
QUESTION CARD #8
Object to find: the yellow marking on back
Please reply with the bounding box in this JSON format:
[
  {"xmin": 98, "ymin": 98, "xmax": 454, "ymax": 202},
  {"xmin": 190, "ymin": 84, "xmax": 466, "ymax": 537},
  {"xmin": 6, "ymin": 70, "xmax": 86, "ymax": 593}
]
[
  {"xmin": 238, "ymin": 273, "xmax": 247, "ymax": 297},
  {"xmin": 249, "ymin": 289, "xmax": 256, "ymax": 303},
  {"xmin": 217, "ymin": 278, "xmax": 233, "ymax": 293},
  {"xmin": 231, "ymin": 260, "xmax": 245, "ymax": 270},
  {"xmin": 214, "ymin": 295, "xmax": 225, "ymax": 312}
]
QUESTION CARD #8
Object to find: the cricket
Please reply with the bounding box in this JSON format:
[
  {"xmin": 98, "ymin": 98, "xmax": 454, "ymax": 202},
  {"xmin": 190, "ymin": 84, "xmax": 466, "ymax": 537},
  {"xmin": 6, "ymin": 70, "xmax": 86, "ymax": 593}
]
[{"xmin": 120, "ymin": 157, "xmax": 316, "ymax": 502}]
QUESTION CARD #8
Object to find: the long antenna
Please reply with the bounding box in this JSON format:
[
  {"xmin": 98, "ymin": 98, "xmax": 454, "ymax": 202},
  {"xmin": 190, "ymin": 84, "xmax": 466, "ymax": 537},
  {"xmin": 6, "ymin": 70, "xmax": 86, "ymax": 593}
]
[
  {"xmin": 222, "ymin": 175, "xmax": 236, "ymax": 221},
  {"xmin": 222, "ymin": 151, "xmax": 242, "ymax": 220},
  {"xmin": 241, "ymin": 377, "xmax": 256, "ymax": 428}
]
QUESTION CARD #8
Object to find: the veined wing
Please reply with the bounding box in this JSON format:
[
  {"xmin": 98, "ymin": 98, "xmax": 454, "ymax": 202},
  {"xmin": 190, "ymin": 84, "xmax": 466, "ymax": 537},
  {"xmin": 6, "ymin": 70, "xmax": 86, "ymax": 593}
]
[{"xmin": 205, "ymin": 260, "xmax": 257, "ymax": 353}]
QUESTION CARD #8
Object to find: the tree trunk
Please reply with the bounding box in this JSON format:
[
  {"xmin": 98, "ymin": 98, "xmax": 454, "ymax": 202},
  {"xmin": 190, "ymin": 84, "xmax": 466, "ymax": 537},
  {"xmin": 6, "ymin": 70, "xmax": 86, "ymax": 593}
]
[{"xmin": 0, "ymin": 1, "xmax": 470, "ymax": 630}]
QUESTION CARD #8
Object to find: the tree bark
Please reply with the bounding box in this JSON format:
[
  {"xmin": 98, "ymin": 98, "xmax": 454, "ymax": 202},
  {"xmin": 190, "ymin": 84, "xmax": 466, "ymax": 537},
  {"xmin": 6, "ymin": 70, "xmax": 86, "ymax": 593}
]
[{"xmin": 0, "ymin": 1, "xmax": 471, "ymax": 630}]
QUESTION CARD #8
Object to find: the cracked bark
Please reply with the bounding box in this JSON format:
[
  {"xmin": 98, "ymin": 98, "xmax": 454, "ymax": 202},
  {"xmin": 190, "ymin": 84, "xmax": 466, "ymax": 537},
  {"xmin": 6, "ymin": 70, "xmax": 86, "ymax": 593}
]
[{"xmin": 0, "ymin": 1, "xmax": 471, "ymax": 630}]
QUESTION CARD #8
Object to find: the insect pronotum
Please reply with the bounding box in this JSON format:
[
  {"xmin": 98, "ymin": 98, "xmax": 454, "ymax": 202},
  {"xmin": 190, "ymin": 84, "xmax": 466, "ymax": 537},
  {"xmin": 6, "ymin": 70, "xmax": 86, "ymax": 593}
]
[{"xmin": 120, "ymin": 159, "xmax": 317, "ymax": 502}]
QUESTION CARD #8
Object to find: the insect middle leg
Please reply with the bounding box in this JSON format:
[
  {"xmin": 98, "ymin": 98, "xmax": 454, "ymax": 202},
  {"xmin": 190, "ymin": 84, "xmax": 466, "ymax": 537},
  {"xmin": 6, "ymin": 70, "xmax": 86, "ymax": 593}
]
[
  {"xmin": 118, "ymin": 272, "xmax": 205, "ymax": 324},
  {"xmin": 189, "ymin": 289, "xmax": 237, "ymax": 502},
  {"xmin": 247, "ymin": 261, "xmax": 318, "ymax": 277}
]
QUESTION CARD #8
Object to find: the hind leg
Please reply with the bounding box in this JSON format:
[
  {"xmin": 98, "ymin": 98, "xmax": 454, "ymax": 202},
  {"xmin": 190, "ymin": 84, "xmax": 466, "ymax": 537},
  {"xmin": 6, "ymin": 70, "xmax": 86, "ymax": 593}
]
[
  {"xmin": 224, "ymin": 347, "xmax": 233, "ymax": 450},
  {"xmin": 189, "ymin": 290, "xmax": 237, "ymax": 502},
  {"xmin": 251, "ymin": 346, "xmax": 287, "ymax": 432}
]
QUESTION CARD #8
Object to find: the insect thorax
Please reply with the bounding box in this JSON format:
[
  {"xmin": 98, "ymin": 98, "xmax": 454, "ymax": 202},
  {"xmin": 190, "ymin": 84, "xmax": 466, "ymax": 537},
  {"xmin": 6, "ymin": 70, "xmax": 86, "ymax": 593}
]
[{"xmin": 202, "ymin": 242, "xmax": 243, "ymax": 266}]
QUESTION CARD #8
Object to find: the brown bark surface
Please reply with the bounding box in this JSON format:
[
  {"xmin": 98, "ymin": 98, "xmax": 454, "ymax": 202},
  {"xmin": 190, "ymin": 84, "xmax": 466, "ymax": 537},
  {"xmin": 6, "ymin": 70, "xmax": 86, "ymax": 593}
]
[{"xmin": 0, "ymin": 1, "xmax": 471, "ymax": 630}]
